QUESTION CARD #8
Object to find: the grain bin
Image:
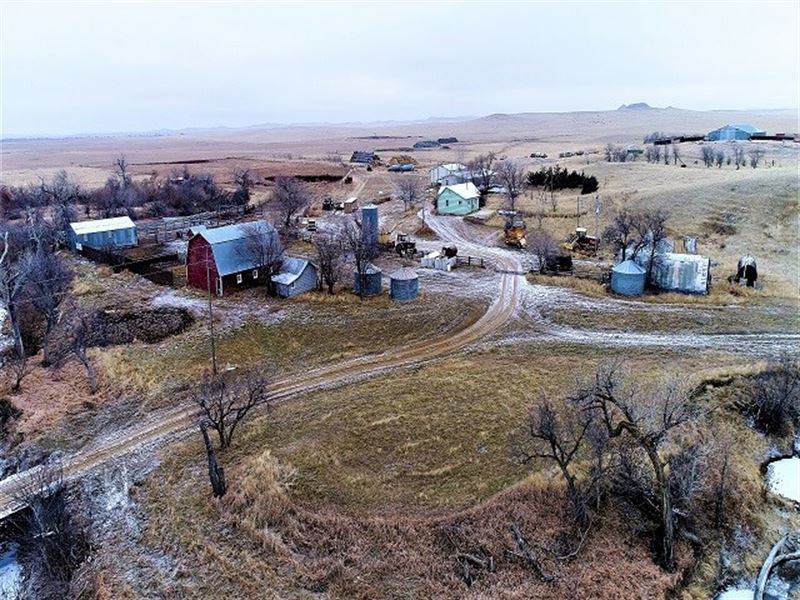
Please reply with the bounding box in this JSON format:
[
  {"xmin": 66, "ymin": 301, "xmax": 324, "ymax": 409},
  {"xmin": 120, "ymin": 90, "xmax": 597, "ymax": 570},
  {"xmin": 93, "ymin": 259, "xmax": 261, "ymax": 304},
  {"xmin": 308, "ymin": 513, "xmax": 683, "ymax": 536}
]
[
  {"xmin": 361, "ymin": 203, "xmax": 379, "ymax": 248},
  {"xmin": 610, "ymin": 260, "xmax": 646, "ymax": 296},
  {"xmin": 389, "ymin": 268, "xmax": 419, "ymax": 302},
  {"xmin": 353, "ymin": 263, "xmax": 382, "ymax": 297}
]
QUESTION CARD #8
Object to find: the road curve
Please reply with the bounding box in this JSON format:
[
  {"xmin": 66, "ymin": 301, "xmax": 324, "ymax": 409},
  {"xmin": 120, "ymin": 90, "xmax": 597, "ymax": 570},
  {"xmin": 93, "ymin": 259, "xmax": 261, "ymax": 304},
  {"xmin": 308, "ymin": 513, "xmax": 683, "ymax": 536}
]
[{"xmin": 0, "ymin": 216, "xmax": 524, "ymax": 520}]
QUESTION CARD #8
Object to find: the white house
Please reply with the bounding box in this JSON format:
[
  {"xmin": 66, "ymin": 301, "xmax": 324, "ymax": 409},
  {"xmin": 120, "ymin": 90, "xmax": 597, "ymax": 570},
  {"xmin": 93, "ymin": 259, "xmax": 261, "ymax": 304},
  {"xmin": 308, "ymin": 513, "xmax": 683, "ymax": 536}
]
[
  {"xmin": 429, "ymin": 163, "xmax": 470, "ymax": 186},
  {"xmin": 436, "ymin": 182, "xmax": 481, "ymax": 216}
]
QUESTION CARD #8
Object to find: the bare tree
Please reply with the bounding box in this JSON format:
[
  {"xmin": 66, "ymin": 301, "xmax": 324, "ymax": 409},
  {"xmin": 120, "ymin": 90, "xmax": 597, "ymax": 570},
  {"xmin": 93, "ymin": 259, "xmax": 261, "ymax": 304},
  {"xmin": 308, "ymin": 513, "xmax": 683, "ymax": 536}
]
[
  {"xmin": 39, "ymin": 171, "xmax": 80, "ymax": 243},
  {"xmin": 113, "ymin": 155, "xmax": 132, "ymax": 189},
  {"xmin": 343, "ymin": 219, "xmax": 378, "ymax": 300},
  {"xmin": 65, "ymin": 309, "xmax": 98, "ymax": 394},
  {"xmin": 467, "ymin": 152, "xmax": 496, "ymax": 201},
  {"xmin": 28, "ymin": 250, "xmax": 72, "ymax": 366},
  {"xmin": 195, "ymin": 371, "xmax": 269, "ymax": 449},
  {"xmin": 748, "ymin": 147, "xmax": 765, "ymax": 169},
  {"xmin": 528, "ymin": 229, "xmax": 559, "ymax": 274},
  {"xmin": 273, "ymin": 176, "xmax": 311, "ymax": 228},
  {"xmin": 233, "ymin": 167, "xmax": 254, "ymax": 205},
  {"xmin": 575, "ymin": 364, "xmax": 696, "ymax": 571},
  {"xmin": 671, "ymin": 144, "xmax": 680, "ymax": 165},
  {"xmin": 700, "ymin": 146, "xmax": 715, "ymax": 167},
  {"xmin": 313, "ymin": 229, "xmax": 346, "ymax": 295},
  {"xmin": 393, "ymin": 176, "xmax": 425, "ymax": 211},
  {"xmin": 495, "ymin": 160, "xmax": 526, "ymax": 211},
  {"xmin": 200, "ymin": 420, "xmax": 227, "ymax": 497},
  {"xmin": 15, "ymin": 461, "xmax": 89, "ymax": 599},
  {"xmin": 732, "ymin": 145, "xmax": 746, "ymax": 169},
  {"xmin": 238, "ymin": 221, "xmax": 284, "ymax": 295},
  {"xmin": 0, "ymin": 230, "xmax": 35, "ymax": 357},
  {"xmin": 635, "ymin": 209, "xmax": 670, "ymax": 287},
  {"xmin": 7, "ymin": 351, "xmax": 30, "ymax": 392},
  {"xmin": 516, "ymin": 399, "xmax": 593, "ymax": 528},
  {"xmin": 602, "ymin": 208, "xmax": 645, "ymax": 261}
]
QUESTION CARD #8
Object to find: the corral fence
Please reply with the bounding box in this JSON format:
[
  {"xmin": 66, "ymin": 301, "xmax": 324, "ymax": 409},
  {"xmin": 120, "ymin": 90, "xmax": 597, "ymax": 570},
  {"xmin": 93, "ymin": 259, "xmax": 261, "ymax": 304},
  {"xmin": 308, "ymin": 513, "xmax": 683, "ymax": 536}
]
[
  {"xmin": 137, "ymin": 205, "xmax": 251, "ymax": 243},
  {"xmin": 79, "ymin": 245, "xmax": 180, "ymax": 286},
  {"xmin": 455, "ymin": 255, "xmax": 487, "ymax": 268}
]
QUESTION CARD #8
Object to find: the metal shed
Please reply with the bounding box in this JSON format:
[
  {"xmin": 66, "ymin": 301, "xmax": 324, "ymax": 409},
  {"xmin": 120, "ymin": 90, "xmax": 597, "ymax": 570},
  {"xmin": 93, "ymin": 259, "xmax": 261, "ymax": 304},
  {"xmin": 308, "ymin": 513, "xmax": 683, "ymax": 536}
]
[
  {"xmin": 610, "ymin": 260, "xmax": 646, "ymax": 296},
  {"xmin": 706, "ymin": 124, "xmax": 765, "ymax": 141},
  {"xmin": 649, "ymin": 253, "xmax": 711, "ymax": 294},
  {"xmin": 389, "ymin": 268, "xmax": 419, "ymax": 302},
  {"xmin": 353, "ymin": 263, "xmax": 382, "ymax": 297},
  {"xmin": 69, "ymin": 216, "xmax": 138, "ymax": 250},
  {"xmin": 272, "ymin": 257, "xmax": 318, "ymax": 298}
]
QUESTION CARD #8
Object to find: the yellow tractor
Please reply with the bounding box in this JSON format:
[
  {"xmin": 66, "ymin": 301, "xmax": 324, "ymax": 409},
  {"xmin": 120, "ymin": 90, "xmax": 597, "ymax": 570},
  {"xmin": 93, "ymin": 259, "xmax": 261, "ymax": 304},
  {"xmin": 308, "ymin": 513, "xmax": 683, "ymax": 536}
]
[
  {"xmin": 503, "ymin": 213, "xmax": 527, "ymax": 249},
  {"xmin": 563, "ymin": 227, "xmax": 598, "ymax": 254}
]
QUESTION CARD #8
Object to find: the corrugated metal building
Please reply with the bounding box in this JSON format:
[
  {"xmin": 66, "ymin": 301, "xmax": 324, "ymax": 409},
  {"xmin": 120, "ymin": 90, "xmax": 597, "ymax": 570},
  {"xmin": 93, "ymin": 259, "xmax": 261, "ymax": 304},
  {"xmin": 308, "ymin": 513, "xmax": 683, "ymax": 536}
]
[
  {"xmin": 186, "ymin": 220, "xmax": 282, "ymax": 296},
  {"xmin": 69, "ymin": 216, "xmax": 138, "ymax": 250},
  {"xmin": 354, "ymin": 263, "xmax": 382, "ymax": 297},
  {"xmin": 436, "ymin": 183, "xmax": 480, "ymax": 216},
  {"xmin": 706, "ymin": 124, "xmax": 765, "ymax": 141},
  {"xmin": 350, "ymin": 151, "xmax": 379, "ymax": 164},
  {"xmin": 610, "ymin": 260, "xmax": 646, "ymax": 296},
  {"xmin": 649, "ymin": 253, "xmax": 711, "ymax": 294},
  {"xmin": 390, "ymin": 268, "xmax": 419, "ymax": 301},
  {"xmin": 272, "ymin": 257, "xmax": 318, "ymax": 298},
  {"xmin": 429, "ymin": 163, "xmax": 469, "ymax": 186}
]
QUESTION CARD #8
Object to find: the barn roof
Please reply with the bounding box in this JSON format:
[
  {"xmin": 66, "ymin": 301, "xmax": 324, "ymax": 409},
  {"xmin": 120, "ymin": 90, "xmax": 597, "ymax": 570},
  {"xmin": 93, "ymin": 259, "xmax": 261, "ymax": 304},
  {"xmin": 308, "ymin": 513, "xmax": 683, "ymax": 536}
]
[
  {"xmin": 194, "ymin": 220, "xmax": 281, "ymax": 277},
  {"xmin": 271, "ymin": 256, "xmax": 314, "ymax": 285},
  {"xmin": 70, "ymin": 216, "xmax": 135, "ymax": 236},
  {"xmin": 439, "ymin": 182, "xmax": 480, "ymax": 200}
]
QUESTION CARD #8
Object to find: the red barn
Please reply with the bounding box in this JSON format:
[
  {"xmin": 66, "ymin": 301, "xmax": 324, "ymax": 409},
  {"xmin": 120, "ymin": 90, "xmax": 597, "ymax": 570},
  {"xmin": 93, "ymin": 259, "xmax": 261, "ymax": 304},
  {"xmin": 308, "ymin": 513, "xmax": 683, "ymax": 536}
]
[{"xmin": 186, "ymin": 221, "xmax": 282, "ymax": 296}]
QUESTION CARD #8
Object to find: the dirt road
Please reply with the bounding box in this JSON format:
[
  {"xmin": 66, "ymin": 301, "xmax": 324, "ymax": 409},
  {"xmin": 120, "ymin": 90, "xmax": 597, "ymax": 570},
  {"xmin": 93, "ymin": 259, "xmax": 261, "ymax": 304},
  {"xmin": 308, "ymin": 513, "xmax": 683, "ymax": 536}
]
[{"xmin": 0, "ymin": 216, "xmax": 523, "ymax": 520}]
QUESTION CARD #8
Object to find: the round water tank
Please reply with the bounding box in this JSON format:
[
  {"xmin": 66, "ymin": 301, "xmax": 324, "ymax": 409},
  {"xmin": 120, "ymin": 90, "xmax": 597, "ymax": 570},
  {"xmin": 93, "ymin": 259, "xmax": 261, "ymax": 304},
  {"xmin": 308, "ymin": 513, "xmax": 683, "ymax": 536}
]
[
  {"xmin": 610, "ymin": 260, "xmax": 646, "ymax": 296},
  {"xmin": 389, "ymin": 268, "xmax": 419, "ymax": 301},
  {"xmin": 361, "ymin": 204, "xmax": 379, "ymax": 248},
  {"xmin": 353, "ymin": 263, "xmax": 382, "ymax": 296}
]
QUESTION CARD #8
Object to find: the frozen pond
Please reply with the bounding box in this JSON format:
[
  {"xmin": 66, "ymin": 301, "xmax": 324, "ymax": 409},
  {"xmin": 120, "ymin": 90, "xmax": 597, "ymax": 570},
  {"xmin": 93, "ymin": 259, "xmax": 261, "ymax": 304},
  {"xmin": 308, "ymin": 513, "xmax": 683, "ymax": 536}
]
[
  {"xmin": 0, "ymin": 542, "xmax": 21, "ymax": 600},
  {"xmin": 767, "ymin": 457, "xmax": 800, "ymax": 503}
]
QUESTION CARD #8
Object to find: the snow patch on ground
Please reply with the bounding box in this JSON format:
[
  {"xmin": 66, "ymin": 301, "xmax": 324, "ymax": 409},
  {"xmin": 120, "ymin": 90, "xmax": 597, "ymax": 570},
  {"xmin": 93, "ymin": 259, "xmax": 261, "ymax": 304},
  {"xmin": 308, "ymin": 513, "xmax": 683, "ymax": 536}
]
[{"xmin": 767, "ymin": 457, "xmax": 800, "ymax": 503}]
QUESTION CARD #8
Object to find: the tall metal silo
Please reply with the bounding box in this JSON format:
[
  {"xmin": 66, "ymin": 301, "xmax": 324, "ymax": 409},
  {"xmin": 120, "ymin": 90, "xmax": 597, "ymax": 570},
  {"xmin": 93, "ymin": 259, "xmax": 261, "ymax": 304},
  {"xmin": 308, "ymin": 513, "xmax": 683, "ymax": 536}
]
[
  {"xmin": 361, "ymin": 203, "xmax": 379, "ymax": 248},
  {"xmin": 389, "ymin": 268, "xmax": 419, "ymax": 301}
]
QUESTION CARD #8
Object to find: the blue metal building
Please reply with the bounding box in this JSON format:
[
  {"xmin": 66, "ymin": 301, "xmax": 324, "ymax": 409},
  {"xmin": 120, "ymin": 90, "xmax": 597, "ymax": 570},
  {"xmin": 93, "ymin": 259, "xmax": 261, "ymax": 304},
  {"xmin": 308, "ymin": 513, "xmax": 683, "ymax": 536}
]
[
  {"xmin": 68, "ymin": 216, "xmax": 138, "ymax": 250},
  {"xmin": 610, "ymin": 260, "xmax": 646, "ymax": 296},
  {"xmin": 353, "ymin": 263, "xmax": 382, "ymax": 296},
  {"xmin": 272, "ymin": 257, "xmax": 318, "ymax": 298},
  {"xmin": 706, "ymin": 124, "xmax": 765, "ymax": 141},
  {"xmin": 389, "ymin": 268, "xmax": 419, "ymax": 301}
]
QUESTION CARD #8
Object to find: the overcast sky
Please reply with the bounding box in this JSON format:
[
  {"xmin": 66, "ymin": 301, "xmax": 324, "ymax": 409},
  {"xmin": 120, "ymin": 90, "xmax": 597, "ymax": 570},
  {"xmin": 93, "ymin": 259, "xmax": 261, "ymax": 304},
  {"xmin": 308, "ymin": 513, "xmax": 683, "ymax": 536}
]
[{"xmin": 1, "ymin": 1, "xmax": 798, "ymax": 137}]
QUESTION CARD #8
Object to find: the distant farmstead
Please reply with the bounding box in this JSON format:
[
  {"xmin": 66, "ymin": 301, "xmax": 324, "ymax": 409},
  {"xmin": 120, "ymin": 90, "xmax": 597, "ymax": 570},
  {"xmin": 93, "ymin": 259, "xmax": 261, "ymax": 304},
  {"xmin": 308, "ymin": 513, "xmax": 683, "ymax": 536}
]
[
  {"xmin": 68, "ymin": 216, "xmax": 138, "ymax": 250},
  {"xmin": 413, "ymin": 140, "xmax": 440, "ymax": 149},
  {"xmin": 186, "ymin": 221, "xmax": 282, "ymax": 296},
  {"xmin": 436, "ymin": 182, "xmax": 481, "ymax": 216},
  {"xmin": 706, "ymin": 124, "xmax": 765, "ymax": 141},
  {"xmin": 271, "ymin": 257, "xmax": 318, "ymax": 298}
]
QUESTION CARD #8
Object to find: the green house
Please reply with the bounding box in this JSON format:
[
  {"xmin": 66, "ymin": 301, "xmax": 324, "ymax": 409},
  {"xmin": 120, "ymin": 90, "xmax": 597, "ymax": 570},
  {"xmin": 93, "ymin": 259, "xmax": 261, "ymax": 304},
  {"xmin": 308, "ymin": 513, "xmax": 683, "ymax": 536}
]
[{"xmin": 436, "ymin": 182, "xmax": 480, "ymax": 216}]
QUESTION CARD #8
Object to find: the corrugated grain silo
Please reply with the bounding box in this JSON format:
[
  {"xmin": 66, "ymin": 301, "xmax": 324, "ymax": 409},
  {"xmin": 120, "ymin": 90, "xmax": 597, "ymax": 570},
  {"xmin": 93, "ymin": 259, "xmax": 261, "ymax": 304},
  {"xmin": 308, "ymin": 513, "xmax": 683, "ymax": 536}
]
[
  {"xmin": 361, "ymin": 203, "xmax": 379, "ymax": 248},
  {"xmin": 610, "ymin": 260, "xmax": 646, "ymax": 296},
  {"xmin": 353, "ymin": 263, "xmax": 382, "ymax": 297},
  {"xmin": 389, "ymin": 268, "xmax": 419, "ymax": 302}
]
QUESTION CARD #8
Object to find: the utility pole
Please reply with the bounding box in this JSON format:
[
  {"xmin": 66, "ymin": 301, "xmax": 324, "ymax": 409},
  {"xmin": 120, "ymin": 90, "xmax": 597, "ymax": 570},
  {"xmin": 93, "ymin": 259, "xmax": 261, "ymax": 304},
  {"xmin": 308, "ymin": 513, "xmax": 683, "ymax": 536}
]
[
  {"xmin": 594, "ymin": 194, "xmax": 601, "ymax": 253},
  {"xmin": 576, "ymin": 195, "xmax": 581, "ymax": 228},
  {"xmin": 205, "ymin": 248, "xmax": 218, "ymax": 376}
]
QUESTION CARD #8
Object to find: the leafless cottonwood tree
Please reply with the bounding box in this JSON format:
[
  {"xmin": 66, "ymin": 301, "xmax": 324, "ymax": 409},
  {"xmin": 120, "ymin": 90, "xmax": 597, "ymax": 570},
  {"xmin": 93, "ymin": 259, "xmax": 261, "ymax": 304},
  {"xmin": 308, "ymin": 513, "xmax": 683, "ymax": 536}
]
[
  {"xmin": 671, "ymin": 144, "xmax": 680, "ymax": 165},
  {"xmin": 393, "ymin": 176, "xmax": 425, "ymax": 211},
  {"xmin": 748, "ymin": 147, "xmax": 765, "ymax": 169},
  {"xmin": 28, "ymin": 250, "xmax": 72, "ymax": 366},
  {"xmin": 714, "ymin": 150, "xmax": 726, "ymax": 168},
  {"xmin": 700, "ymin": 146, "xmax": 715, "ymax": 167},
  {"xmin": 113, "ymin": 155, "xmax": 132, "ymax": 189},
  {"xmin": 494, "ymin": 160, "xmax": 526, "ymax": 212},
  {"xmin": 195, "ymin": 372, "xmax": 269, "ymax": 449},
  {"xmin": 239, "ymin": 221, "xmax": 284, "ymax": 295},
  {"xmin": 38, "ymin": 171, "xmax": 80, "ymax": 242},
  {"xmin": 0, "ymin": 230, "xmax": 34, "ymax": 358},
  {"xmin": 65, "ymin": 309, "xmax": 98, "ymax": 394},
  {"xmin": 732, "ymin": 145, "xmax": 746, "ymax": 169},
  {"xmin": 468, "ymin": 152, "xmax": 496, "ymax": 201},
  {"xmin": 273, "ymin": 176, "xmax": 311, "ymax": 228},
  {"xmin": 575, "ymin": 364, "xmax": 696, "ymax": 571},
  {"xmin": 343, "ymin": 219, "xmax": 378, "ymax": 300},
  {"xmin": 15, "ymin": 461, "xmax": 89, "ymax": 599},
  {"xmin": 233, "ymin": 167, "xmax": 254, "ymax": 205},
  {"xmin": 200, "ymin": 420, "xmax": 227, "ymax": 497},
  {"xmin": 313, "ymin": 229, "xmax": 346, "ymax": 294},
  {"xmin": 602, "ymin": 208, "xmax": 645, "ymax": 261},
  {"xmin": 516, "ymin": 399, "xmax": 593, "ymax": 528},
  {"xmin": 635, "ymin": 209, "xmax": 670, "ymax": 286},
  {"xmin": 527, "ymin": 229, "xmax": 559, "ymax": 274}
]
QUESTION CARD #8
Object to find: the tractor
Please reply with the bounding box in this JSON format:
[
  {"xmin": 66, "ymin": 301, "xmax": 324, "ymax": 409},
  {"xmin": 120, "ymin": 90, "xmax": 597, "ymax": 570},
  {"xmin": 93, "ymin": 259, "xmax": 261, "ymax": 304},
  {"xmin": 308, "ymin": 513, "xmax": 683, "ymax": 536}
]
[
  {"xmin": 563, "ymin": 227, "xmax": 598, "ymax": 255},
  {"xmin": 395, "ymin": 232, "xmax": 417, "ymax": 257},
  {"xmin": 503, "ymin": 213, "xmax": 527, "ymax": 249}
]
